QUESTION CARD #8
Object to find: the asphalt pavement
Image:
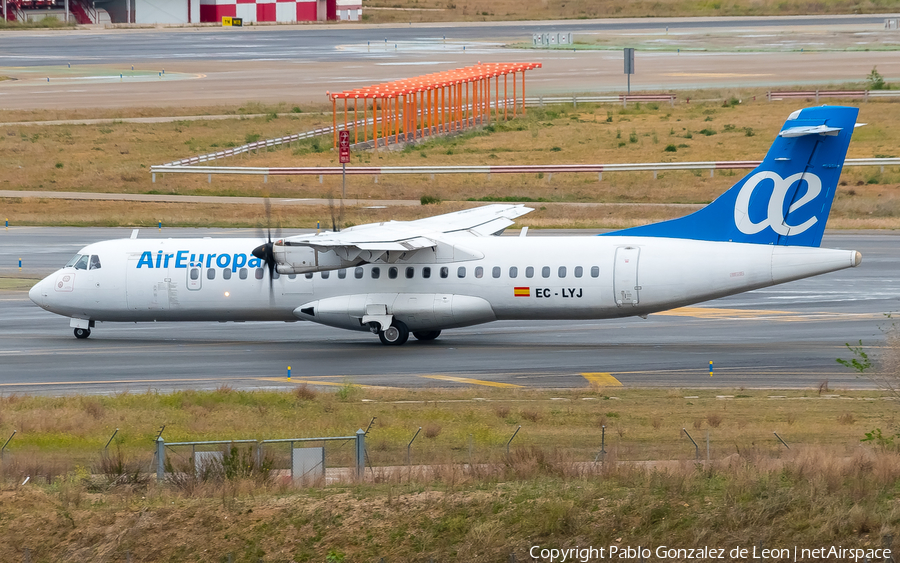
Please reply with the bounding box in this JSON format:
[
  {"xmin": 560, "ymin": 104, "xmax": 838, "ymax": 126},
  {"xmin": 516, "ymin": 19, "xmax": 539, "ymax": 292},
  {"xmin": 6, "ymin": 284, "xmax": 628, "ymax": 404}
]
[{"xmin": 1, "ymin": 228, "xmax": 896, "ymax": 394}]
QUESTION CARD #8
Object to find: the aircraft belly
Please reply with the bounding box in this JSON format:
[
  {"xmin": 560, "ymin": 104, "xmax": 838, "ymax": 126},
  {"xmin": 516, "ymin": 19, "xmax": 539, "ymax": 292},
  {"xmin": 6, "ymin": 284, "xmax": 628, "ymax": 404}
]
[{"xmin": 294, "ymin": 293, "xmax": 496, "ymax": 331}]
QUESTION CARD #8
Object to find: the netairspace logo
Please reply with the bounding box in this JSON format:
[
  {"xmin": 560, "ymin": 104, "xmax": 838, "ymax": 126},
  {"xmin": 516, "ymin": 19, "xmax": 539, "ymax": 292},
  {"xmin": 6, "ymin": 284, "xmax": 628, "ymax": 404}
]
[{"xmin": 529, "ymin": 544, "xmax": 891, "ymax": 562}]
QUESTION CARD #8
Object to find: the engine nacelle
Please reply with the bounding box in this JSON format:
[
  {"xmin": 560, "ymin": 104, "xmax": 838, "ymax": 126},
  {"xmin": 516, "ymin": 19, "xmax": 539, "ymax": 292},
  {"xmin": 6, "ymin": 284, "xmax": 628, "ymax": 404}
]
[
  {"xmin": 273, "ymin": 243, "xmax": 360, "ymax": 274},
  {"xmin": 293, "ymin": 293, "xmax": 496, "ymax": 332}
]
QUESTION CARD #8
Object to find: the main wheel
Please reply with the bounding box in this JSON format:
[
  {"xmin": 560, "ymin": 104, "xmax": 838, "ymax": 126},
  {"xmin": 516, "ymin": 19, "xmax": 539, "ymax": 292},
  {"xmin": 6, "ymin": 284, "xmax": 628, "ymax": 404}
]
[
  {"xmin": 74, "ymin": 328, "xmax": 91, "ymax": 339},
  {"xmin": 378, "ymin": 321, "xmax": 409, "ymax": 346},
  {"xmin": 413, "ymin": 330, "xmax": 441, "ymax": 341}
]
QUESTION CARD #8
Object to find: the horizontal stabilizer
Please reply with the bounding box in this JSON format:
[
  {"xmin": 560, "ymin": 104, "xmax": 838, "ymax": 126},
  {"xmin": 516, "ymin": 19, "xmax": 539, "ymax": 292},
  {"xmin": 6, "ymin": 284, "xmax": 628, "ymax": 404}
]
[{"xmin": 779, "ymin": 124, "xmax": 842, "ymax": 137}]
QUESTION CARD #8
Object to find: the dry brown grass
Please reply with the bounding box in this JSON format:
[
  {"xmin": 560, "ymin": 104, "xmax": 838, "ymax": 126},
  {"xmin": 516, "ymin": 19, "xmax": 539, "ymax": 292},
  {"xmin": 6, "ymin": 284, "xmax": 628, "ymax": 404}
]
[
  {"xmin": 3, "ymin": 446, "xmax": 900, "ymax": 562},
  {"xmin": 362, "ymin": 0, "xmax": 892, "ymax": 23},
  {"xmin": 2, "ymin": 97, "xmax": 898, "ymax": 229}
]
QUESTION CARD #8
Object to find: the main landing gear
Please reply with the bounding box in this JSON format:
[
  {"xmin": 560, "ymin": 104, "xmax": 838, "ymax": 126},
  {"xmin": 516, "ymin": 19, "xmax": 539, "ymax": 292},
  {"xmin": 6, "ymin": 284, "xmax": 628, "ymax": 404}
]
[
  {"xmin": 376, "ymin": 321, "xmax": 443, "ymax": 346},
  {"xmin": 378, "ymin": 321, "xmax": 409, "ymax": 346},
  {"xmin": 74, "ymin": 328, "xmax": 91, "ymax": 339},
  {"xmin": 413, "ymin": 330, "xmax": 441, "ymax": 341}
]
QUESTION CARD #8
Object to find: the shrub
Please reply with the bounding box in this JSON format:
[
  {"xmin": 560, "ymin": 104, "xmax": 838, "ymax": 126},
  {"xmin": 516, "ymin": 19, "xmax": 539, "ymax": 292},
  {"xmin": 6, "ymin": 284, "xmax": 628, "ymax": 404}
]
[
  {"xmin": 424, "ymin": 423, "xmax": 442, "ymax": 438},
  {"xmin": 664, "ymin": 144, "xmax": 677, "ymax": 152},
  {"xmin": 699, "ymin": 128, "xmax": 717, "ymax": 136},
  {"xmin": 522, "ymin": 409, "xmax": 542, "ymax": 422},
  {"xmin": 420, "ymin": 195, "xmax": 441, "ymax": 205},
  {"xmin": 867, "ymin": 67, "xmax": 886, "ymax": 90},
  {"xmin": 293, "ymin": 384, "xmax": 317, "ymax": 401},
  {"xmin": 706, "ymin": 413, "xmax": 723, "ymax": 428},
  {"xmin": 838, "ymin": 412, "xmax": 856, "ymax": 425}
]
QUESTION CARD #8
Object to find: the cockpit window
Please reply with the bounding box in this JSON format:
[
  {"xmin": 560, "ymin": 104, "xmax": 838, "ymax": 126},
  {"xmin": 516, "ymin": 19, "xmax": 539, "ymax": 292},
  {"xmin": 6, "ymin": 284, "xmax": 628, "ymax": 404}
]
[
  {"xmin": 65, "ymin": 254, "xmax": 81, "ymax": 268},
  {"xmin": 89, "ymin": 255, "xmax": 101, "ymax": 270},
  {"xmin": 74, "ymin": 255, "xmax": 89, "ymax": 270}
]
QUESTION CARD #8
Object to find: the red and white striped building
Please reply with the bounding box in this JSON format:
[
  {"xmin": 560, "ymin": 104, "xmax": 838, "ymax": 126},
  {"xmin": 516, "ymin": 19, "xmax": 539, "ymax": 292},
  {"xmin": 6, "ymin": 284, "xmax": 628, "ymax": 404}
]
[
  {"xmin": 1, "ymin": 0, "xmax": 360, "ymax": 24},
  {"xmin": 199, "ymin": 0, "xmax": 362, "ymax": 23}
]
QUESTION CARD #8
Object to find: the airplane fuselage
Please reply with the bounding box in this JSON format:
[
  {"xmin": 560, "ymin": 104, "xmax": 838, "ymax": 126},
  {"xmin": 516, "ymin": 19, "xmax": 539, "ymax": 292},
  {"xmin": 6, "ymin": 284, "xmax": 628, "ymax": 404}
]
[{"xmin": 30, "ymin": 235, "xmax": 860, "ymax": 335}]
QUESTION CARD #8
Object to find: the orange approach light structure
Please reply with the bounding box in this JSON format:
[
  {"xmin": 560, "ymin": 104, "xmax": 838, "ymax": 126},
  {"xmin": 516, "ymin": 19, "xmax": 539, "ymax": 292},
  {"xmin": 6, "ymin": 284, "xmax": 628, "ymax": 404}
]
[{"xmin": 327, "ymin": 62, "xmax": 542, "ymax": 150}]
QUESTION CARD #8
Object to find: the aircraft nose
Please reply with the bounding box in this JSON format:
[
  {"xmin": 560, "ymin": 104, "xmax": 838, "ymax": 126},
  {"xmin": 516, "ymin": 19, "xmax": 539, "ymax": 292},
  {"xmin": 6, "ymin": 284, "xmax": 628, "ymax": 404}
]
[{"xmin": 29, "ymin": 278, "xmax": 46, "ymax": 307}]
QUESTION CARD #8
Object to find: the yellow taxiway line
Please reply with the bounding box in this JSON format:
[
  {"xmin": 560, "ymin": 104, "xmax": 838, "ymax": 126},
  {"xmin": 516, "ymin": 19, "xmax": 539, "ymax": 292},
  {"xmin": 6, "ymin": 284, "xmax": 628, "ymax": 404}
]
[
  {"xmin": 655, "ymin": 307, "xmax": 882, "ymax": 322},
  {"xmin": 421, "ymin": 375, "xmax": 522, "ymax": 388},
  {"xmin": 581, "ymin": 372, "xmax": 623, "ymax": 387}
]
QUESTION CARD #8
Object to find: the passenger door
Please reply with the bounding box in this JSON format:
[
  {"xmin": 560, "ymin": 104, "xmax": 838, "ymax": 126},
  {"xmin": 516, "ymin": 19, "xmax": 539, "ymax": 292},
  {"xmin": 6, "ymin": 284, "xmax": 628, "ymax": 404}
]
[{"xmin": 613, "ymin": 246, "xmax": 641, "ymax": 306}]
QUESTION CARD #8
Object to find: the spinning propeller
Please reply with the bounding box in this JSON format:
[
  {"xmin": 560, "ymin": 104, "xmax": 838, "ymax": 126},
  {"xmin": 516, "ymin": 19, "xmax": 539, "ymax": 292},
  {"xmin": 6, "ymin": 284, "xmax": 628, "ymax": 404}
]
[{"xmin": 251, "ymin": 199, "xmax": 279, "ymax": 306}]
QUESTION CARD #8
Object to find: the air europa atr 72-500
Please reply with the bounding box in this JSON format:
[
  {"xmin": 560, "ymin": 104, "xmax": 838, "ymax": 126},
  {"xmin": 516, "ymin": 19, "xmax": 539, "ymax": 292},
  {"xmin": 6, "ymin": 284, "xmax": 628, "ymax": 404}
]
[{"xmin": 30, "ymin": 106, "xmax": 863, "ymax": 345}]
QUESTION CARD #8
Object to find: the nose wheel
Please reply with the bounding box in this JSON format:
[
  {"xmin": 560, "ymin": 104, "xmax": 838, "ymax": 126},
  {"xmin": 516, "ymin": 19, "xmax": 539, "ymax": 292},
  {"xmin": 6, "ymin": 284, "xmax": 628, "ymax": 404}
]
[
  {"xmin": 74, "ymin": 328, "xmax": 91, "ymax": 339},
  {"xmin": 378, "ymin": 321, "xmax": 409, "ymax": 346}
]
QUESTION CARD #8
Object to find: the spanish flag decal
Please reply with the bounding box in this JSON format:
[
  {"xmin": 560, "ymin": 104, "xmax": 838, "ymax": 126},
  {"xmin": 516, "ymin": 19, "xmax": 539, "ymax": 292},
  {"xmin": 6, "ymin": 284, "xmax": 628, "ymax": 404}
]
[{"xmin": 514, "ymin": 287, "xmax": 530, "ymax": 297}]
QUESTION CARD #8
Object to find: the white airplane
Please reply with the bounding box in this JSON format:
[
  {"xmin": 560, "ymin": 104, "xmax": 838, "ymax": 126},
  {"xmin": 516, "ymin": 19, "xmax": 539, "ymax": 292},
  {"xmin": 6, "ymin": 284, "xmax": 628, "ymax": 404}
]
[{"xmin": 30, "ymin": 106, "xmax": 863, "ymax": 345}]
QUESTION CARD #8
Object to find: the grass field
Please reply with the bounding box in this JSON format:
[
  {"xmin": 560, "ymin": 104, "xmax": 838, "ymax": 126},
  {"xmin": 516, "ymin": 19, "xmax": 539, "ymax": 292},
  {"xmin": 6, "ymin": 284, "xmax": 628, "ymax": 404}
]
[
  {"xmin": 361, "ymin": 0, "xmax": 897, "ymax": 23},
  {"xmin": 2, "ymin": 384, "xmax": 900, "ymax": 561},
  {"xmin": 1, "ymin": 96, "xmax": 899, "ymax": 230}
]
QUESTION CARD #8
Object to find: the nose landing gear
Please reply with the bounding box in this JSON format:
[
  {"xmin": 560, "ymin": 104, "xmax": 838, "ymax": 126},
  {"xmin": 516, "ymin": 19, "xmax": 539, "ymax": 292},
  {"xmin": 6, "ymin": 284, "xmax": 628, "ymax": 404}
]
[{"xmin": 74, "ymin": 328, "xmax": 91, "ymax": 339}]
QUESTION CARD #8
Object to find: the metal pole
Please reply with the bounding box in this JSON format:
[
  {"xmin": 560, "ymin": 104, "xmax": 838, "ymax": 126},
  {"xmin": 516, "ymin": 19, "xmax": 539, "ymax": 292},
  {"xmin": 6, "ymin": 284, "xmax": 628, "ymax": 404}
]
[
  {"xmin": 682, "ymin": 428, "xmax": 699, "ymax": 461},
  {"xmin": 156, "ymin": 437, "xmax": 165, "ymax": 482},
  {"xmin": 342, "ymin": 163, "xmax": 346, "ymax": 200},
  {"xmin": 1, "ymin": 430, "xmax": 15, "ymax": 462},
  {"xmin": 105, "ymin": 428, "xmax": 119, "ymax": 450},
  {"xmin": 355, "ymin": 429, "xmax": 366, "ymax": 479},
  {"xmin": 594, "ymin": 426, "xmax": 607, "ymax": 463},
  {"xmin": 407, "ymin": 427, "xmax": 421, "ymax": 465},
  {"xmin": 506, "ymin": 425, "xmax": 521, "ymax": 455},
  {"xmin": 774, "ymin": 432, "xmax": 790, "ymax": 449}
]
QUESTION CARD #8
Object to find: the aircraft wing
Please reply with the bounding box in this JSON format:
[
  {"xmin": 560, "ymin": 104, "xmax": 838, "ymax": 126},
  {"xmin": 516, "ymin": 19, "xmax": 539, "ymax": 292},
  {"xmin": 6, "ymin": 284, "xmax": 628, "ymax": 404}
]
[{"xmin": 280, "ymin": 204, "xmax": 533, "ymax": 252}]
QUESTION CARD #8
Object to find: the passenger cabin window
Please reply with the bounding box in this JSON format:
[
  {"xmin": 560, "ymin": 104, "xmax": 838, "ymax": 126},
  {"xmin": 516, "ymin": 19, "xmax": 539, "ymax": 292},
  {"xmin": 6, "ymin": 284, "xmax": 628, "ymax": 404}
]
[
  {"xmin": 542, "ymin": 266, "xmax": 551, "ymax": 278},
  {"xmin": 74, "ymin": 255, "xmax": 89, "ymax": 270},
  {"xmin": 388, "ymin": 267, "xmax": 398, "ymax": 279},
  {"xmin": 422, "ymin": 267, "xmax": 431, "ymax": 279},
  {"xmin": 223, "ymin": 267, "xmax": 232, "ymax": 280},
  {"xmin": 574, "ymin": 266, "xmax": 583, "ymax": 278},
  {"xmin": 406, "ymin": 267, "xmax": 415, "ymax": 279},
  {"xmin": 558, "ymin": 266, "xmax": 566, "ymax": 278},
  {"xmin": 525, "ymin": 266, "xmax": 534, "ymax": 278},
  {"xmin": 475, "ymin": 266, "xmax": 483, "ymax": 279},
  {"xmin": 354, "ymin": 267, "xmax": 364, "ymax": 279},
  {"xmin": 305, "ymin": 273, "xmax": 313, "ymax": 279},
  {"xmin": 207, "ymin": 268, "xmax": 216, "ymax": 280},
  {"xmin": 338, "ymin": 269, "xmax": 347, "ymax": 279},
  {"xmin": 440, "ymin": 267, "xmax": 449, "ymax": 279},
  {"xmin": 371, "ymin": 267, "xmax": 381, "ymax": 279},
  {"xmin": 190, "ymin": 268, "xmax": 200, "ymax": 280},
  {"xmin": 272, "ymin": 271, "xmax": 280, "ymax": 280},
  {"xmin": 239, "ymin": 268, "xmax": 248, "ymax": 280},
  {"xmin": 89, "ymin": 255, "xmax": 101, "ymax": 270},
  {"xmin": 321, "ymin": 271, "xmax": 330, "ymax": 279},
  {"xmin": 255, "ymin": 268, "xmax": 264, "ymax": 280},
  {"xmin": 288, "ymin": 274, "xmax": 296, "ymax": 280},
  {"xmin": 457, "ymin": 267, "xmax": 466, "ymax": 278},
  {"xmin": 509, "ymin": 266, "xmax": 518, "ymax": 278},
  {"xmin": 591, "ymin": 266, "xmax": 600, "ymax": 278},
  {"xmin": 492, "ymin": 266, "xmax": 501, "ymax": 278}
]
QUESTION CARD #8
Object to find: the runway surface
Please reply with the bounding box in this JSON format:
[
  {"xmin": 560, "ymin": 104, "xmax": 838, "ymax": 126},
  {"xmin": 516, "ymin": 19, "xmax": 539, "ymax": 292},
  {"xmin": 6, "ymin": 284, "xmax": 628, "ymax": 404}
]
[
  {"xmin": 1, "ymin": 227, "xmax": 897, "ymax": 394},
  {"xmin": 1, "ymin": 16, "xmax": 898, "ymax": 109}
]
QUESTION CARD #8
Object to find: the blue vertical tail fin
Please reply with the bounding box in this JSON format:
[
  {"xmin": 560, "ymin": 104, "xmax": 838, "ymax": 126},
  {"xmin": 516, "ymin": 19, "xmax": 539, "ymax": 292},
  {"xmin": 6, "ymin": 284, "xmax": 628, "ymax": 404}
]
[{"xmin": 606, "ymin": 106, "xmax": 859, "ymax": 247}]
